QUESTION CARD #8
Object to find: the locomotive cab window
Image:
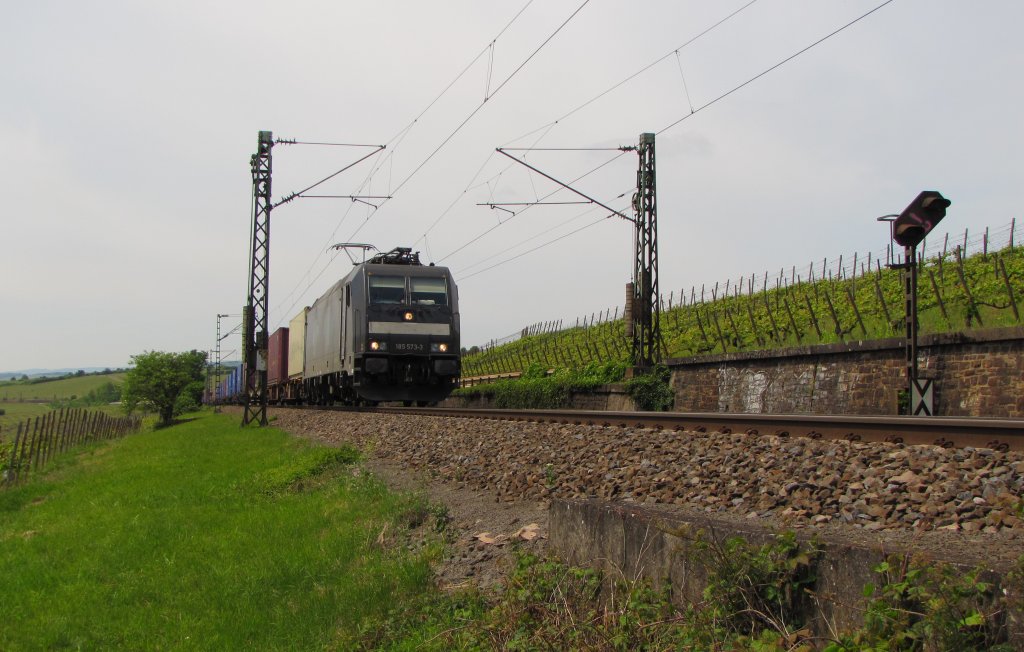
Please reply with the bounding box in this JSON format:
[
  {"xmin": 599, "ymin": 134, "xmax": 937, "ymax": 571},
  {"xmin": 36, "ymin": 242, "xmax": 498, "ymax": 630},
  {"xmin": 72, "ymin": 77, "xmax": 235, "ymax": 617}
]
[
  {"xmin": 368, "ymin": 275, "xmax": 406, "ymax": 304},
  {"xmin": 411, "ymin": 277, "xmax": 448, "ymax": 306}
]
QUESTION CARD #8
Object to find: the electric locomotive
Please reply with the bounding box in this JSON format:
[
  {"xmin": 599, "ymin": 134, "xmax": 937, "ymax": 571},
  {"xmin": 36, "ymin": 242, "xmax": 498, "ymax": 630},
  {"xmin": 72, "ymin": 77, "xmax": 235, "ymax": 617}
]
[{"xmin": 302, "ymin": 247, "xmax": 460, "ymax": 405}]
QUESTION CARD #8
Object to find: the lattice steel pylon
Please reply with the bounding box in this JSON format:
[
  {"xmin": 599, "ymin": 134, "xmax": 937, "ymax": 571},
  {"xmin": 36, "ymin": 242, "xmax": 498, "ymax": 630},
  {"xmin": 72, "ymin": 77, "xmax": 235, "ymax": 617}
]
[
  {"xmin": 243, "ymin": 131, "xmax": 273, "ymax": 426},
  {"xmin": 214, "ymin": 313, "xmax": 230, "ymax": 413},
  {"xmin": 630, "ymin": 133, "xmax": 660, "ymax": 369}
]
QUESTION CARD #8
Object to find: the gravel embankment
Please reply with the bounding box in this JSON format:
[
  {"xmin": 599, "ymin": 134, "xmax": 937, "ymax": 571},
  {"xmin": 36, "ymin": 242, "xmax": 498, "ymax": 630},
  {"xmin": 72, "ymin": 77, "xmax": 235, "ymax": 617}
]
[{"xmin": 270, "ymin": 408, "xmax": 1024, "ymax": 538}]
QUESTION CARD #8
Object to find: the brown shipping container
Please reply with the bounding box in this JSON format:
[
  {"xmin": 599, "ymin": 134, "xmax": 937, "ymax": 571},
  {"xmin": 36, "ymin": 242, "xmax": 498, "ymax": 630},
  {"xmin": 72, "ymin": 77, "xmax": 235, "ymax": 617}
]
[{"xmin": 267, "ymin": 327, "xmax": 289, "ymax": 387}]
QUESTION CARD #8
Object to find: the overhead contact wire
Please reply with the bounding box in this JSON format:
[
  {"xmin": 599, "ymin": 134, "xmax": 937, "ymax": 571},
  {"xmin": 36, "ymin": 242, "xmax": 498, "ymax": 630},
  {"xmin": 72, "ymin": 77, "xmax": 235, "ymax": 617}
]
[
  {"xmin": 456, "ymin": 1, "xmax": 896, "ymax": 287},
  {"xmin": 457, "ymin": 215, "xmax": 613, "ymax": 281},
  {"xmin": 501, "ymin": 0, "xmax": 760, "ymax": 147},
  {"xmin": 379, "ymin": 0, "xmax": 592, "ymax": 204},
  {"xmin": 657, "ymin": 0, "xmax": 896, "ymax": 135},
  {"xmin": 271, "ymin": 0, "xmax": 540, "ymax": 326},
  {"xmin": 436, "ymin": 149, "xmax": 628, "ymax": 263}
]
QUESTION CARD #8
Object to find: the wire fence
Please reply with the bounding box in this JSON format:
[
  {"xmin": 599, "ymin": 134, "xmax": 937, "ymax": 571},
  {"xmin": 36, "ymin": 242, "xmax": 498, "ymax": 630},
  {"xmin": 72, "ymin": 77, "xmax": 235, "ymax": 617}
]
[{"xmin": 1, "ymin": 408, "xmax": 143, "ymax": 488}]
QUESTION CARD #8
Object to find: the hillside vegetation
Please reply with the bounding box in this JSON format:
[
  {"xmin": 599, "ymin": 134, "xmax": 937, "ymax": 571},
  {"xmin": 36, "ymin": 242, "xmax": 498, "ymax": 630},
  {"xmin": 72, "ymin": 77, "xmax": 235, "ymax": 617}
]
[{"xmin": 462, "ymin": 236, "xmax": 1024, "ymax": 378}]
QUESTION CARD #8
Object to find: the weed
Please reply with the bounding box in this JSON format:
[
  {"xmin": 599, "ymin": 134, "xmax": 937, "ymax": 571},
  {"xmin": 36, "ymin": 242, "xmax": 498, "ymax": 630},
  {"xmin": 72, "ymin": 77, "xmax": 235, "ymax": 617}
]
[
  {"xmin": 826, "ymin": 554, "xmax": 1014, "ymax": 651},
  {"xmin": 683, "ymin": 530, "xmax": 821, "ymax": 648},
  {"xmin": 543, "ymin": 463, "xmax": 557, "ymax": 489}
]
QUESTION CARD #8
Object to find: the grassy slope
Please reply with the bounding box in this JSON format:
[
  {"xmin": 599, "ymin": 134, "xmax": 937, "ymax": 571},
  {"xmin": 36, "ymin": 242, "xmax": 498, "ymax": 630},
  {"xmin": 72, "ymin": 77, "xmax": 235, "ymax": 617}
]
[
  {"xmin": 462, "ymin": 245, "xmax": 1024, "ymax": 375},
  {"xmin": 0, "ymin": 372, "xmax": 127, "ymax": 402},
  {"xmin": 0, "ymin": 412, "xmax": 438, "ymax": 650}
]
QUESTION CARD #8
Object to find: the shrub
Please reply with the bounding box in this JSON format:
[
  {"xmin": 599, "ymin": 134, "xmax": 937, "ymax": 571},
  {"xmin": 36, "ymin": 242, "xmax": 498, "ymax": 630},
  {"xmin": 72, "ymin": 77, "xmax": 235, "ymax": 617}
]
[
  {"xmin": 454, "ymin": 361, "xmax": 628, "ymax": 409},
  {"xmin": 624, "ymin": 364, "xmax": 674, "ymax": 411}
]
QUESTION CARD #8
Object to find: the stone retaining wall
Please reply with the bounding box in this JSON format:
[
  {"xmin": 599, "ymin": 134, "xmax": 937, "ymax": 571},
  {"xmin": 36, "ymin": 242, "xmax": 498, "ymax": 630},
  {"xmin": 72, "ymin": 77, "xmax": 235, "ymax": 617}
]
[{"xmin": 667, "ymin": 326, "xmax": 1024, "ymax": 417}]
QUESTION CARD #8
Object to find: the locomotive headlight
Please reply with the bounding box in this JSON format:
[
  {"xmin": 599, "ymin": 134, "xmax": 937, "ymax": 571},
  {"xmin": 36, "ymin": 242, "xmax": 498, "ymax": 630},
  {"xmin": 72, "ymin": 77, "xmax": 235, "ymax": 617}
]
[
  {"xmin": 431, "ymin": 343, "xmax": 449, "ymax": 353},
  {"xmin": 369, "ymin": 340, "xmax": 386, "ymax": 351},
  {"xmin": 403, "ymin": 311, "xmax": 414, "ymax": 321}
]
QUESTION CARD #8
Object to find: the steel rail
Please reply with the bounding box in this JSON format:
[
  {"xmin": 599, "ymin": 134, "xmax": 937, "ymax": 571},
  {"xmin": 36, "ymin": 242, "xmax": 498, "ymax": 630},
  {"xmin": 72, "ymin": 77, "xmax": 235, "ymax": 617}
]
[{"xmin": 322, "ymin": 406, "xmax": 1024, "ymax": 452}]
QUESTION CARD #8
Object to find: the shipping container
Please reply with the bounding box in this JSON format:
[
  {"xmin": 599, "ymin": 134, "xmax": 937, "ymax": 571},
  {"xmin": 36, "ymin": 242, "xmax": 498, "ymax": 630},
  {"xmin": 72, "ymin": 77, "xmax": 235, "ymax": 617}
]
[
  {"xmin": 305, "ymin": 280, "xmax": 347, "ymax": 380},
  {"xmin": 288, "ymin": 308, "xmax": 308, "ymax": 380},
  {"xmin": 267, "ymin": 327, "xmax": 289, "ymax": 390}
]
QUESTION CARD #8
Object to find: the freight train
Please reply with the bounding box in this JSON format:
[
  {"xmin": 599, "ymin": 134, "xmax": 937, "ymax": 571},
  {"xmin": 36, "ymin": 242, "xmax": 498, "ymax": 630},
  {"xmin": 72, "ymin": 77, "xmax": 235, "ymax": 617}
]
[{"xmin": 216, "ymin": 247, "xmax": 461, "ymax": 406}]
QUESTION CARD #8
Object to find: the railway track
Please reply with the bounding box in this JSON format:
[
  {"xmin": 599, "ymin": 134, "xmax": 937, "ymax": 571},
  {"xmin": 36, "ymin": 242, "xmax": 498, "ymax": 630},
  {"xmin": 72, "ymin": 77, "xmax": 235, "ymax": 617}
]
[{"xmin": 323, "ymin": 405, "xmax": 1024, "ymax": 452}]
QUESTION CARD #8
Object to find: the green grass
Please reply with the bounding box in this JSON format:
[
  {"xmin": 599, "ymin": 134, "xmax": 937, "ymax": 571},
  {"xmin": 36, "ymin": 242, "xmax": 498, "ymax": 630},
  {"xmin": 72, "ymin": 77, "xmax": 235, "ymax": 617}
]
[
  {"xmin": 0, "ymin": 411, "xmax": 441, "ymax": 650},
  {"xmin": 0, "ymin": 372, "xmax": 127, "ymax": 402},
  {"xmin": 0, "ymin": 402, "xmax": 53, "ymax": 439}
]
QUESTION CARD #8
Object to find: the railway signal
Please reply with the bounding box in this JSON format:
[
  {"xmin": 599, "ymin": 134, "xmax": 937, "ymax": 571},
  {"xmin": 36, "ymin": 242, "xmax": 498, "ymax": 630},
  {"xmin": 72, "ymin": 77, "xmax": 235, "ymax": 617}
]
[
  {"xmin": 880, "ymin": 190, "xmax": 951, "ymax": 416},
  {"xmin": 892, "ymin": 191, "xmax": 950, "ymax": 248}
]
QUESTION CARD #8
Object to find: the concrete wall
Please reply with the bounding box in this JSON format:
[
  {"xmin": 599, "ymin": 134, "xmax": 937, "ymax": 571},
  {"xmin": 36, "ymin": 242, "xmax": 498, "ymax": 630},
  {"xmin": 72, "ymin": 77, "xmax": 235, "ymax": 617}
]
[
  {"xmin": 549, "ymin": 499, "xmax": 1024, "ymax": 643},
  {"xmin": 667, "ymin": 326, "xmax": 1024, "ymax": 417}
]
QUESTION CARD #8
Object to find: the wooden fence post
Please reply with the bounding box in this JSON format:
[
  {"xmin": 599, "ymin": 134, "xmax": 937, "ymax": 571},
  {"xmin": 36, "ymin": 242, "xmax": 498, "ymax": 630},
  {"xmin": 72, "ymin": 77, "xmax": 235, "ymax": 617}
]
[
  {"xmin": 694, "ymin": 309, "xmax": 711, "ymax": 348},
  {"xmin": 745, "ymin": 302, "xmax": 765, "ymax": 346},
  {"xmin": 954, "ymin": 246, "xmax": 982, "ymax": 327},
  {"xmin": 710, "ymin": 309, "xmax": 728, "ymax": 352},
  {"xmin": 845, "ymin": 286, "xmax": 868, "ymax": 337},
  {"xmin": 724, "ymin": 307, "xmax": 742, "ymax": 349},
  {"xmin": 823, "ymin": 290, "xmax": 843, "ymax": 339},
  {"xmin": 32, "ymin": 415, "xmax": 45, "ymax": 471},
  {"xmin": 998, "ymin": 254, "xmax": 1019, "ymax": 322},
  {"xmin": 926, "ymin": 268, "xmax": 950, "ymax": 323},
  {"xmin": 761, "ymin": 293, "xmax": 782, "ymax": 344},
  {"xmin": 7, "ymin": 423, "xmax": 23, "ymax": 485},
  {"xmin": 873, "ymin": 272, "xmax": 893, "ymax": 330},
  {"xmin": 782, "ymin": 297, "xmax": 802, "ymax": 343}
]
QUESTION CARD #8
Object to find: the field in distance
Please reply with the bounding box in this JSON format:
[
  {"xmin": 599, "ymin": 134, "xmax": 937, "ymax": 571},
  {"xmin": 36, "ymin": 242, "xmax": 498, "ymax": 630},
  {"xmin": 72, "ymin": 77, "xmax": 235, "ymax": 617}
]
[
  {"xmin": 0, "ymin": 372, "xmax": 127, "ymax": 403},
  {"xmin": 0, "ymin": 372, "xmax": 127, "ymax": 437}
]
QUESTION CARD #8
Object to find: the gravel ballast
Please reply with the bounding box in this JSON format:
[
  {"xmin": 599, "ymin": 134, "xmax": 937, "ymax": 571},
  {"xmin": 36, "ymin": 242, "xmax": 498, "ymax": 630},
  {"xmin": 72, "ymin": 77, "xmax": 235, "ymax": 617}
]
[{"xmin": 269, "ymin": 408, "xmax": 1024, "ymax": 566}]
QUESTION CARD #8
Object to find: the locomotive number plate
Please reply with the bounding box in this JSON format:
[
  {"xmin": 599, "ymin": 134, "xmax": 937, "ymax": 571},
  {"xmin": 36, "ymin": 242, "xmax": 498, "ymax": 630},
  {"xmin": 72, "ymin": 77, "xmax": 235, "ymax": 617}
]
[{"xmin": 394, "ymin": 343, "xmax": 425, "ymax": 352}]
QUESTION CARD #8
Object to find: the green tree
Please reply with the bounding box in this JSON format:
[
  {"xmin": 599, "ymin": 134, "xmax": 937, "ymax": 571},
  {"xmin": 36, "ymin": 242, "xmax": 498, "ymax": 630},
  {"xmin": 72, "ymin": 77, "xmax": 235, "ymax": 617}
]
[{"xmin": 122, "ymin": 350, "xmax": 207, "ymax": 427}]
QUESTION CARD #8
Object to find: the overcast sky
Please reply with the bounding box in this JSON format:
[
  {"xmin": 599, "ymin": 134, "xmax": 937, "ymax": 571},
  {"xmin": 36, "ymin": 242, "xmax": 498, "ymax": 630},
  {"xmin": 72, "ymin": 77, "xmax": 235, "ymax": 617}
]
[{"xmin": 2, "ymin": 0, "xmax": 1022, "ymax": 371}]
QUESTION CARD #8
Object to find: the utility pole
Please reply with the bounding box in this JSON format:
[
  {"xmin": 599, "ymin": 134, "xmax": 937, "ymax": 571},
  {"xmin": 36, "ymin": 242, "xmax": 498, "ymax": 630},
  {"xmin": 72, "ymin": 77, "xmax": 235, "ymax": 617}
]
[
  {"xmin": 631, "ymin": 132, "xmax": 659, "ymax": 369},
  {"xmin": 214, "ymin": 313, "xmax": 230, "ymax": 413},
  {"xmin": 243, "ymin": 131, "xmax": 273, "ymax": 426},
  {"xmin": 206, "ymin": 349, "xmax": 214, "ymax": 406},
  {"xmin": 493, "ymin": 136, "xmax": 661, "ymax": 369}
]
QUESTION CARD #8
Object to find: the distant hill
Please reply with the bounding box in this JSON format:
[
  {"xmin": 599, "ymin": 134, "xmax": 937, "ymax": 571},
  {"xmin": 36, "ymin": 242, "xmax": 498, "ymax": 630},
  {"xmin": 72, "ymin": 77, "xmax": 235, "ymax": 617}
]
[
  {"xmin": 1, "ymin": 361, "xmax": 241, "ymax": 382},
  {"xmin": 0, "ymin": 367, "xmax": 122, "ymax": 380}
]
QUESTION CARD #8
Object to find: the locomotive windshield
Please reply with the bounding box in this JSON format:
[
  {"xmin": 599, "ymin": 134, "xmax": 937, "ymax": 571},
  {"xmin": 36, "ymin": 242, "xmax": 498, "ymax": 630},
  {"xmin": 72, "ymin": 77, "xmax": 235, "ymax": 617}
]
[
  {"xmin": 411, "ymin": 277, "xmax": 448, "ymax": 306},
  {"xmin": 368, "ymin": 275, "xmax": 406, "ymax": 304}
]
